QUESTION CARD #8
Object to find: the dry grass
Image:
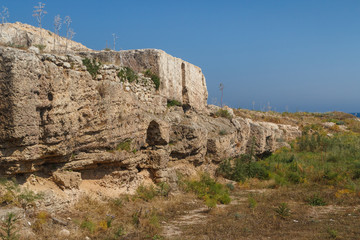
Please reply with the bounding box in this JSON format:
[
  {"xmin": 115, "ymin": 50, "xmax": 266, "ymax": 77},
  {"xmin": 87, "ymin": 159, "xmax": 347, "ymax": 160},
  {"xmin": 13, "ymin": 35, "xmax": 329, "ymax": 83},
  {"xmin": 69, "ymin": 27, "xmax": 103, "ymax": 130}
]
[
  {"xmin": 234, "ymin": 109, "xmax": 360, "ymax": 133},
  {"xmin": 164, "ymin": 184, "xmax": 360, "ymax": 240},
  {"xmin": 1, "ymin": 175, "xmax": 359, "ymax": 239}
]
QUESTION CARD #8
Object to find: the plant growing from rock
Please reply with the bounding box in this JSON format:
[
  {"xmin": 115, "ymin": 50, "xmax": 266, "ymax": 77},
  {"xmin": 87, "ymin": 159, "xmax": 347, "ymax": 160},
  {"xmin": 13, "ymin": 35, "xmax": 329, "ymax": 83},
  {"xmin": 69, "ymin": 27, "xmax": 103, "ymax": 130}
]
[
  {"xmin": 82, "ymin": 58, "xmax": 101, "ymax": 79},
  {"xmin": 167, "ymin": 99, "xmax": 182, "ymax": 107},
  {"xmin": 215, "ymin": 109, "xmax": 232, "ymax": 120},
  {"xmin": 34, "ymin": 44, "xmax": 46, "ymax": 52},
  {"xmin": 144, "ymin": 69, "xmax": 160, "ymax": 90},
  {"xmin": 117, "ymin": 67, "xmax": 138, "ymax": 83},
  {"xmin": 219, "ymin": 129, "xmax": 227, "ymax": 135}
]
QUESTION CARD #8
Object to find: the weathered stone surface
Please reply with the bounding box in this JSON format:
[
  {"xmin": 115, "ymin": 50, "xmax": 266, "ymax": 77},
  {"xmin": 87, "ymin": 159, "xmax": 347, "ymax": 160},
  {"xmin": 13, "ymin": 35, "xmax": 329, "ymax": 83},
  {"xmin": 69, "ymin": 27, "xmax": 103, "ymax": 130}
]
[
  {"xmin": 52, "ymin": 171, "xmax": 81, "ymax": 190},
  {"xmin": 79, "ymin": 49, "xmax": 208, "ymax": 111},
  {"xmin": 0, "ymin": 22, "xmax": 89, "ymax": 53},
  {"xmin": 0, "ymin": 23, "xmax": 302, "ymax": 186}
]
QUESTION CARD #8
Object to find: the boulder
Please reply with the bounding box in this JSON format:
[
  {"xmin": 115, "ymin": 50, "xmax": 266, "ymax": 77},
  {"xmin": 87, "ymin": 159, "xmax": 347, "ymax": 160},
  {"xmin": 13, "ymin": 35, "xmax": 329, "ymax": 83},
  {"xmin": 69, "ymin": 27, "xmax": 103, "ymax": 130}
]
[{"xmin": 52, "ymin": 171, "xmax": 81, "ymax": 190}]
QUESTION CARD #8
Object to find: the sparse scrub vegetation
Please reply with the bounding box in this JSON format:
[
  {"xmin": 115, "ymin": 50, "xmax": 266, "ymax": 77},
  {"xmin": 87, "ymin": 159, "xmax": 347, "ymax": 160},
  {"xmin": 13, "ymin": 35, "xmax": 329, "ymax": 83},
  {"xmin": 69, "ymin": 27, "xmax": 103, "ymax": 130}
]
[
  {"xmin": 117, "ymin": 66, "xmax": 138, "ymax": 83},
  {"xmin": 82, "ymin": 58, "xmax": 101, "ymax": 79},
  {"xmin": 274, "ymin": 202, "xmax": 290, "ymax": 219},
  {"xmin": 167, "ymin": 99, "xmax": 182, "ymax": 107},
  {"xmin": 183, "ymin": 173, "xmax": 231, "ymax": 209},
  {"xmin": 0, "ymin": 178, "xmax": 43, "ymax": 206},
  {"xmin": 215, "ymin": 109, "xmax": 232, "ymax": 120},
  {"xmin": 306, "ymin": 194, "xmax": 327, "ymax": 206},
  {"xmin": 144, "ymin": 69, "xmax": 160, "ymax": 90},
  {"xmin": 219, "ymin": 131, "xmax": 360, "ymax": 193},
  {"xmin": 34, "ymin": 44, "xmax": 46, "ymax": 52},
  {"xmin": 219, "ymin": 129, "xmax": 227, "ymax": 135}
]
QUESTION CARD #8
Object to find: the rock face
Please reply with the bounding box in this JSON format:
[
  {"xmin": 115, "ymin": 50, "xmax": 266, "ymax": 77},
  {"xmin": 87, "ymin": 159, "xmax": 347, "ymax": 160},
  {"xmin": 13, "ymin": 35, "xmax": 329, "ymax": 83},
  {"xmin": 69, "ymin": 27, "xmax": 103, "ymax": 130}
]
[
  {"xmin": 0, "ymin": 22, "xmax": 89, "ymax": 53},
  {"xmin": 79, "ymin": 49, "xmax": 208, "ymax": 111},
  {"xmin": 0, "ymin": 24, "xmax": 301, "ymax": 186}
]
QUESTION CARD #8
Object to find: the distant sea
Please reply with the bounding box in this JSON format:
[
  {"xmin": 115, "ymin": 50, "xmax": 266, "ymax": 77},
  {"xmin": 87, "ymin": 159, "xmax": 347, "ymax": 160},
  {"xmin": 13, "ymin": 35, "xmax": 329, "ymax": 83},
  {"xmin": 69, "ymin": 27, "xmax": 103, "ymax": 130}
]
[{"xmin": 350, "ymin": 113, "xmax": 360, "ymax": 117}]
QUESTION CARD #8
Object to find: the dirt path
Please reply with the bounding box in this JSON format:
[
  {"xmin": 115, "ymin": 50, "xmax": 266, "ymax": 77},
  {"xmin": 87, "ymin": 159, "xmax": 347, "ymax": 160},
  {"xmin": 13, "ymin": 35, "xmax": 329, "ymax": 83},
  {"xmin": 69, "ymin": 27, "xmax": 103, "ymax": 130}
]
[
  {"xmin": 161, "ymin": 189, "xmax": 266, "ymax": 238},
  {"xmin": 162, "ymin": 206, "xmax": 209, "ymax": 238}
]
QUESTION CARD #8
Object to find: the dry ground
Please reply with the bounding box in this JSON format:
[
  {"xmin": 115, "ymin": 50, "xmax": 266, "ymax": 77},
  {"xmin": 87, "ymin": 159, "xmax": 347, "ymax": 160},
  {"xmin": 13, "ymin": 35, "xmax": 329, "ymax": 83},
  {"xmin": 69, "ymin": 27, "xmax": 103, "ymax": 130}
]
[{"xmin": 1, "ymin": 176, "xmax": 359, "ymax": 240}]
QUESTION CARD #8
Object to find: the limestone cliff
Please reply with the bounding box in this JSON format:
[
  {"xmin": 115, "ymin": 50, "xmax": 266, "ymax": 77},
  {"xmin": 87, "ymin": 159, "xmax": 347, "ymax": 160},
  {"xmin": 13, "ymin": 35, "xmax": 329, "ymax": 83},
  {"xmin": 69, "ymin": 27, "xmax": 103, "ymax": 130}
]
[{"xmin": 0, "ymin": 24, "xmax": 301, "ymax": 187}]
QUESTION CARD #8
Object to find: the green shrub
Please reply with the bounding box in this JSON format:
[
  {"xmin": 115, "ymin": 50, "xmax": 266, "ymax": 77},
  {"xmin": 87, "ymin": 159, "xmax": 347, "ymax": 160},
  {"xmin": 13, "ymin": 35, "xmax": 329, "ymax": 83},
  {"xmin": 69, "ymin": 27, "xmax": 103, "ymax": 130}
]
[
  {"xmin": 286, "ymin": 172, "xmax": 302, "ymax": 184},
  {"xmin": 82, "ymin": 58, "xmax": 102, "ymax": 79},
  {"xmin": 225, "ymin": 183, "xmax": 235, "ymax": 191},
  {"xmin": 144, "ymin": 69, "xmax": 160, "ymax": 90},
  {"xmin": 136, "ymin": 185, "xmax": 158, "ymax": 201},
  {"xmin": 116, "ymin": 140, "xmax": 132, "ymax": 152},
  {"xmin": 217, "ymin": 156, "xmax": 270, "ymax": 182},
  {"xmin": 274, "ymin": 202, "xmax": 290, "ymax": 219},
  {"xmin": 118, "ymin": 67, "xmax": 138, "ymax": 83},
  {"xmin": 156, "ymin": 182, "xmax": 170, "ymax": 197},
  {"xmin": 185, "ymin": 173, "xmax": 231, "ymax": 208},
  {"xmin": 306, "ymin": 194, "xmax": 327, "ymax": 206},
  {"xmin": 80, "ymin": 219, "xmax": 96, "ymax": 233},
  {"xmin": 215, "ymin": 109, "xmax": 232, "ymax": 120},
  {"xmin": 248, "ymin": 194, "xmax": 257, "ymax": 209},
  {"xmin": 219, "ymin": 129, "xmax": 227, "ymax": 135},
  {"xmin": 34, "ymin": 44, "xmax": 46, "ymax": 52},
  {"xmin": 167, "ymin": 99, "xmax": 182, "ymax": 107},
  {"xmin": 327, "ymin": 228, "xmax": 338, "ymax": 239},
  {"xmin": 18, "ymin": 189, "xmax": 43, "ymax": 203}
]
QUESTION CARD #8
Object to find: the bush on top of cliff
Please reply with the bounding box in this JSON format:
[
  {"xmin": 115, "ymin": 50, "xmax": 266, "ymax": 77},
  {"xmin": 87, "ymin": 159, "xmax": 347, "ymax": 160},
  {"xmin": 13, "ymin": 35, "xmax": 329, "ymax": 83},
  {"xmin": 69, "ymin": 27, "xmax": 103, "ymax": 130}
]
[
  {"xmin": 118, "ymin": 67, "xmax": 138, "ymax": 83},
  {"xmin": 144, "ymin": 69, "xmax": 160, "ymax": 90},
  {"xmin": 82, "ymin": 58, "xmax": 102, "ymax": 79}
]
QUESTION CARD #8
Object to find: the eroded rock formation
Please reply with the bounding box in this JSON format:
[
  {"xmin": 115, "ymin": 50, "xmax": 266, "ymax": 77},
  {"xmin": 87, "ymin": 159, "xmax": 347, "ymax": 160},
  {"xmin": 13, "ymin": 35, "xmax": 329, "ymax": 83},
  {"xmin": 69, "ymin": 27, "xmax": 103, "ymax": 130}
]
[{"xmin": 0, "ymin": 24, "xmax": 301, "ymax": 188}]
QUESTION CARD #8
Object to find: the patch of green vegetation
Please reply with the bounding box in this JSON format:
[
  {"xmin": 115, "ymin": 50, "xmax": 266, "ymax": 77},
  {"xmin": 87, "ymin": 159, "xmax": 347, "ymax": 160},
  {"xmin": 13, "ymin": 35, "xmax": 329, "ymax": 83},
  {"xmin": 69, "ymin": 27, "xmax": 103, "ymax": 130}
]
[
  {"xmin": 248, "ymin": 194, "xmax": 257, "ymax": 209},
  {"xmin": 306, "ymin": 194, "xmax": 327, "ymax": 206},
  {"xmin": 183, "ymin": 173, "xmax": 231, "ymax": 208},
  {"xmin": 116, "ymin": 140, "xmax": 132, "ymax": 152},
  {"xmin": 18, "ymin": 189, "xmax": 43, "ymax": 203},
  {"xmin": 136, "ymin": 182, "xmax": 171, "ymax": 202},
  {"xmin": 6, "ymin": 43, "xmax": 28, "ymax": 50},
  {"xmin": 327, "ymin": 228, "xmax": 338, "ymax": 239},
  {"xmin": 215, "ymin": 109, "xmax": 232, "ymax": 120},
  {"xmin": 0, "ymin": 178, "xmax": 43, "ymax": 206},
  {"xmin": 118, "ymin": 67, "xmax": 138, "ymax": 83},
  {"xmin": 218, "ymin": 129, "xmax": 360, "ymax": 193},
  {"xmin": 82, "ymin": 58, "xmax": 102, "ymax": 79},
  {"xmin": 144, "ymin": 69, "xmax": 160, "ymax": 90},
  {"xmin": 167, "ymin": 99, "xmax": 182, "ymax": 107},
  {"xmin": 80, "ymin": 219, "xmax": 96, "ymax": 233},
  {"xmin": 219, "ymin": 129, "xmax": 227, "ymax": 135},
  {"xmin": 34, "ymin": 44, "xmax": 46, "ymax": 52},
  {"xmin": 274, "ymin": 202, "xmax": 290, "ymax": 219},
  {"xmin": 217, "ymin": 156, "xmax": 270, "ymax": 182}
]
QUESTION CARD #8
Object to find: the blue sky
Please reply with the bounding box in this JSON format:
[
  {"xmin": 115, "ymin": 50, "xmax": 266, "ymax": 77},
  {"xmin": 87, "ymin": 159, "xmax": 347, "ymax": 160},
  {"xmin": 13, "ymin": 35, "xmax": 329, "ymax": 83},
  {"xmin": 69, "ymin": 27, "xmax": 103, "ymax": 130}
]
[{"xmin": 3, "ymin": 0, "xmax": 360, "ymax": 112}]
